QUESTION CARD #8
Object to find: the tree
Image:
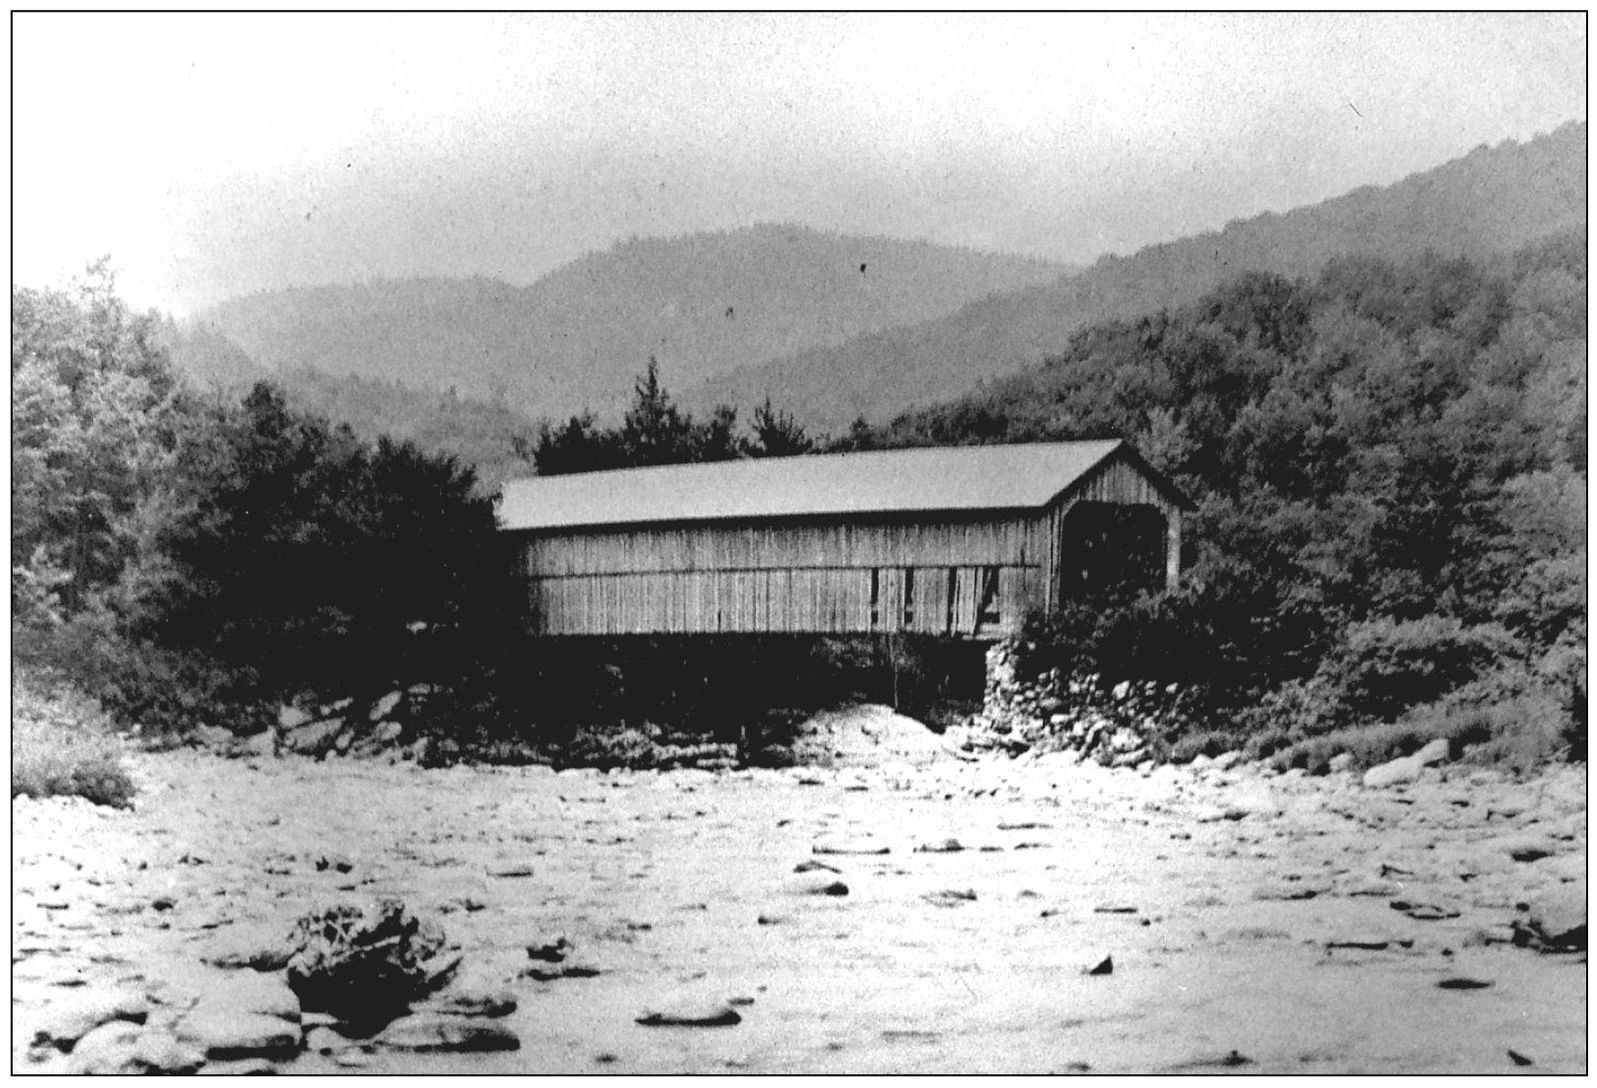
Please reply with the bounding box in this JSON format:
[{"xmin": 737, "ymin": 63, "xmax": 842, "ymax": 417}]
[
  {"xmin": 745, "ymin": 396, "xmax": 814, "ymax": 457},
  {"xmin": 620, "ymin": 357, "xmax": 698, "ymax": 465},
  {"xmin": 11, "ymin": 262, "xmax": 191, "ymax": 619}
]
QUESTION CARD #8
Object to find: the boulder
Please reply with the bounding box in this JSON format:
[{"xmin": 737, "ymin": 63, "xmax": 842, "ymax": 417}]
[
  {"xmin": 1363, "ymin": 755, "xmax": 1424, "ymax": 788},
  {"xmin": 284, "ymin": 718, "xmax": 343, "ymax": 754},
  {"xmin": 65, "ymin": 1021, "xmax": 145, "ymax": 1074},
  {"xmin": 177, "ymin": 1010, "xmax": 301, "ymax": 1061},
  {"xmin": 636, "ymin": 997, "xmax": 742, "ymax": 1027},
  {"xmin": 285, "ymin": 899, "xmax": 451, "ymax": 1027},
  {"xmin": 33, "ymin": 988, "xmax": 149, "ymax": 1051},
  {"xmin": 785, "ymin": 875, "xmax": 849, "ymax": 897},
  {"xmin": 1413, "ymin": 737, "xmax": 1452, "ymax": 765},
  {"xmin": 378, "ymin": 1015, "xmax": 519, "ymax": 1053},
  {"xmin": 369, "ymin": 690, "xmax": 404, "ymax": 722},
  {"xmin": 1514, "ymin": 882, "xmax": 1587, "ymax": 952}
]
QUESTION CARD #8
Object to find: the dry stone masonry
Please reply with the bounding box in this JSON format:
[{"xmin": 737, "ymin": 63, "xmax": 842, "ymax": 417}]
[{"xmin": 957, "ymin": 638, "xmax": 1193, "ymax": 765}]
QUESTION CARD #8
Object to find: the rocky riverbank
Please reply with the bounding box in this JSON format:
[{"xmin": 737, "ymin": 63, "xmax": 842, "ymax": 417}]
[{"xmin": 12, "ymin": 733, "xmax": 1587, "ymax": 1074}]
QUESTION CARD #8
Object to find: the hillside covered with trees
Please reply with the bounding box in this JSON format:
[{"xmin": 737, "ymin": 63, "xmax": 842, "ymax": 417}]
[
  {"xmin": 189, "ymin": 224, "xmax": 1068, "ymax": 422},
  {"xmin": 856, "ymin": 232, "xmax": 1586, "ymax": 767},
  {"xmin": 695, "ymin": 122, "xmax": 1586, "ymax": 430},
  {"xmin": 12, "ymin": 234, "xmax": 1586, "ymax": 774}
]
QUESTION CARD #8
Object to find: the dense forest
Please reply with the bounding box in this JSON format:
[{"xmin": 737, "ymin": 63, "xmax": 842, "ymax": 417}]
[
  {"xmin": 861, "ymin": 232, "xmax": 1586, "ymax": 766},
  {"xmin": 12, "ymin": 228, "xmax": 1587, "ymax": 770},
  {"xmin": 691, "ymin": 123, "xmax": 1585, "ymax": 430},
  {"xmin": 13, "ymin": 265, "xmax": 507, "ymax": 737}
]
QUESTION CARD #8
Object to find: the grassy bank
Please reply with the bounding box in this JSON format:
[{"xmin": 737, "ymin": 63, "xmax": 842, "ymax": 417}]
[{"xmin": 13, "ymin": 670, "xmax": 136, "ymax": 808}]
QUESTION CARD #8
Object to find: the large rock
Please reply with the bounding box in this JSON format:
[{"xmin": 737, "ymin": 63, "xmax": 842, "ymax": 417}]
[
  {"xmin": 378, "ymin": 1015, "xmax": 520, "ymax": 1053},
  {"xmin": 1514, "ymin": 882, "xmax": 1587, "ymax": 952},
  {"xmin": 32, "ymin": 988, "xmax": 149, "ymax": 1051},
  {"xmin": 65, "ymin": 1021, "xmax": 204, "ymax": 1075},
  {"xmin": 177, "ymin": 1010, "xmax": 301, "ymax": 1061},
  {"xmin": 284, "ymin": 719, "xmax": 343, "ymax": 754},
  {"xmin": 285, "ymin": 899, "xmax": 452, "ymax": 1027},
  {"xmin": 1363, "ymin": 755, "xmax": 1424, "ymax": 788},
  {"xmin": 636, "ymin": 996, "xmax": 742, "ymax": 1027},
  {"xmin": 201, "ymin": 920, "xmax": 295, "ymax": 971},
  {"xmin": 1413, "ymin": 737, "xmax": 1452, "ymax": 765}
]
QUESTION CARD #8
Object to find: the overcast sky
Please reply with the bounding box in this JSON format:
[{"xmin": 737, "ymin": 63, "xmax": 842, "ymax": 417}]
[{"xmin": 13, "ymin": 12, "xmax": 1587, "ymax": 316}]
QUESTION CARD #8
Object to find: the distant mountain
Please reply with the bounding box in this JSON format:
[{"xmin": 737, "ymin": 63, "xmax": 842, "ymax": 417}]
[
  {"xmin": 156, "ymin": 316, "xmax": 268, "ymax": 392},
  {"xmin": 192, "ymin": 224, "xmax": 1070, "ymax": 421},
  {"xmin": 689, "ymin": 121, "xmax": 1586, "ymax": 432}
]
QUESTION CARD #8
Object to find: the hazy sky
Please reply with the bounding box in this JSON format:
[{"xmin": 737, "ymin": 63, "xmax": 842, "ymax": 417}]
[{"xmin": 13, "ymin": 12, "xmax": 1586, "ymax": 315}]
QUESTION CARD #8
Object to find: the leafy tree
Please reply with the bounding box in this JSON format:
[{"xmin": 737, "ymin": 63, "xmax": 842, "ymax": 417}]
[
  {"xmin": 11, "ymin": 261, "xmax": 191, "ymax": 620},
  {"xmin": 745, "ymin": 396, "xmax": 815, "ymax": 457}
]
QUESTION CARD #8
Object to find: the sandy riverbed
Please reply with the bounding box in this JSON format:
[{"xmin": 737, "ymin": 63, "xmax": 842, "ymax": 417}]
[{"xmin": 12, "ymin": 720, "xmax": 1587, "ymax": 1074}]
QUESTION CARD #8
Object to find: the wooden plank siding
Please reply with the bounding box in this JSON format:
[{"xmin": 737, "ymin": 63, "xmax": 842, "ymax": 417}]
[
  {"xmin": 514, "ymin": 510, "xmax": 1049, "ymax": 638},
  {"xmin": 507, "ymin": 447, "xmax": 1185, "ymax": 639}
]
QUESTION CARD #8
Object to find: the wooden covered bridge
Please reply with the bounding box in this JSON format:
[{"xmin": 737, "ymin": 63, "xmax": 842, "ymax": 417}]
[{"xmin": 497, "ymin": 440, "xmax": 1191, "ymax": 640}]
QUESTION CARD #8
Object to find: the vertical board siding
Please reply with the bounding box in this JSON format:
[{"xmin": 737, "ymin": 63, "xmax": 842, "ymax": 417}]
[{"xmin": 518, "ymin": 452, "xmax": 1180, "ymax": 637}]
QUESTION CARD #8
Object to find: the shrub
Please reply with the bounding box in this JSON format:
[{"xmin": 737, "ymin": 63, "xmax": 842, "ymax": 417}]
[
  {"xmin": 12, "ymin": 670, "xmax": 136, "ymax": 808},
  {"xmin": 1327, "ymin": 616, "xmax": 1522, "ymax": 724},
  {"xmin": 1272, "ymin": 665, "xmax": 1571, "ymax": 774}
]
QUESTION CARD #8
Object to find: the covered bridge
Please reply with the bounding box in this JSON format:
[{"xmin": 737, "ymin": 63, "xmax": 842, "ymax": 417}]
[{"xmin": 497, "ymin": 440, "xmax": 1192, "ymax": 639}]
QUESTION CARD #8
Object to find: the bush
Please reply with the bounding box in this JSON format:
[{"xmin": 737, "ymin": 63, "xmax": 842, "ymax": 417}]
[
  {"xmin": 1271, "ymin": 663, "xmax": 1573, "ymax": 774},
  {"xmin": 1327, "ymin": 616, "xmax": 1522, "ymax": 724},
  {"xmin": 12, "ymin": 670, "xmax": 136, "ymax": 808}
]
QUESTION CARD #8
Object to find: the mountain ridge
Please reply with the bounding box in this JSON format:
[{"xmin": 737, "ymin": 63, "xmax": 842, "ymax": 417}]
[
  {"xmin": 685, "ymin": 121, "xmax": 1586, "ymax": 430},
  {"xmin": 190, "ymin": 223, "xmax": 1073, "ymax": 421}
]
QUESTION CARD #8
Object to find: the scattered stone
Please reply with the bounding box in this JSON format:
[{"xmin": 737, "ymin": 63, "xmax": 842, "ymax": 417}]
[
  {"xmin": 202, "ymin": 922, "xmax": 295, "ymax": 971},
  {"xmin": 1494, "ymin": 835, "xmax": 1559, "ymax": 863},
  {"xmin": 1337, "ymin": 877, "xmax": 1403, "ymax": 898},
  {"xmin": 433, "ymin": 980, "xmax": 517, "ymax": 1019},
  {"xmin": 1092, "ymin": 904, "xmax": 1139, "ymax": 915},
  {"xmin": 131, "ymin": 1031, "xmax": 208, "ymax": 1074},
  {"xmin": 1390, "ymin": 900, "xmax": 1461, "ymax": 921},
  {"xmin": 489, "ymin": 865, "xmax": 536, "ymax": 878},
  {"xmin": 1413, "ymin": 738, "xmax": 1452, "ymax": 765},
  {"xmin": 787, "ymin": 875, "xmax": 849, "ymax": 897},
  {"xmin": 315, "ymin": 855, "xmax": 354, "ymax": 874},
  {"xmin": 198, "ymin": 1057, "xmax": 278, "ymax": 1074},
  {"xmin": 756, "ymin": 913, "xmax": 788, "ymax": 926},
  {"xmin": 304, "ymin": 1025, "xmax": 350, "ymax": 1054},
  {"xmin": 1513, "ymin": 882, "xmax": 1587, "ymax": 952},
  {"xmin": 1325, "ymin": 937, "xmax": 1392, "ymax": 952},
  {"xmin": 378, "ymin": 1015, "xmax": 520, "ymax": 1053},
  {"xmin": 1084, "ymin": 954, "xmax": 1114, "ymax": 976},
  {"xmin": 1508, "ymin": 1049, "xmax": 1534, "ymax": 1067},
  {"xmin": 636, "ymin": 998, "xmax": 742, "ymax": 1027},
  {"xmin": 1436, "ymin": 977, "xmax": 1494, "ymax": 990},
  {"xmin": 177, "ymin": 1010, "xmax": 301, "ymax": 1061},
  {"xmin": 152, "ymin": 895, "xmax": 177, "ymax": 911},
  {"xmin": 812, "ymin": 838, "xmax": 889, "ymax": 856},
  {"xmin": 207, "ymin": 971, "xmax": 303, "ymax": 1023},
  {"xmin": 369, "ymin": 690, "xmax": 404, "ymax": 722},
  {"xmin": 64, "ymin": 1021, "xmax": 144, "ymax": 1074},
  {"xmin": 519, "ymin": 961, "xmax": 602, "ymax": 982},
  {"xmin": 1251, "ymin": 881, "xmax": 1327, "ymax": 901},
  {"xmin": 1363, "ymin": 756, "xmax": 1424, "ymax": 789},
  {"xmin": 922, "ymin": 888, "xmax": 977, "ymax": 907},
  {"xmin": 794, "ymin": 859, "xmax": 842, "ymax": 874},
  {"xmin": 914, "ymin": 838, "xmax": 966, "ymax": 853},
  {"xmin": 33, "ymin": 988, "xmax": 149, "ymax": 1051},
  {"xmin": 526, "ymin": 936, "xmax": 574, "ymax": 963}
]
